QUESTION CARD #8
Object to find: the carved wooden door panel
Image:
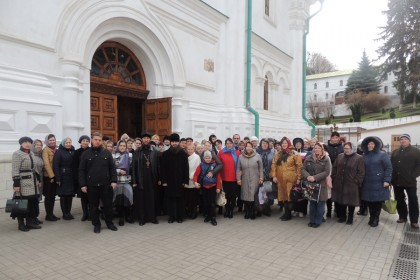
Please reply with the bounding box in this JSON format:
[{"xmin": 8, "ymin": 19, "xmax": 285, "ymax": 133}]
[
  {"xmin": 145, "ymin": 98, "xmax": 172, "ymax": 140},
  {"xmin": 90, "ymin": 92, "xmax": 118, "ymax": 142}
]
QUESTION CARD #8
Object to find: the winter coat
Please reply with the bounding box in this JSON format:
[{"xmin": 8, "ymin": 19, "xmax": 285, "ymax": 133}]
[
  {"xmin": 53, "ymin": 144, "xmax": 76, "ymax": 196},
  {"xmin": 79, "ymin": 146, "xmax": 117, "ymax": 187},
  {"xmin": 193, "ymin": 162, "xmax": 222, "ymax": 189},
  {"xmin": 218, "ymin": 149, "xmax": 241, "ymax": 181},
  {"xmin": 42, "ymin": 146, "xmax": 56, "ymax": 178},
  {"xmin": 160, "ymin": 147, "xmax": 189, "ymax": 198},
  {"xmin": 331, "ymin": 152, "xmax": 365, "ymax": 206},
  {"xmin": 361, "ymin": 136, "xmax": 392, "ymax": 202},
  {"xmin": 270, "ymin": 150, "xmax": 302, "ymax": 201},
  {"xmin": 73, "ymin": 147, "xmax": 89, "ymax": 196},
  {"xmin": 237, "ymin": 152, "xmax": 263, "ymax": 202},
  {"xmin": 200, "ymin": 150, "xmax": 223, "ymax": 175},
  {"xmin": 256, "ymin": 147, "xmax": 275, "ymax": 181},
  {"xmin": 301, "ymin": 153, "xmax": 332, "ymax": 202},
  {"xmin": 391, "ymin": 144, "xmax": 420, "ymax": 188},
  {"xmin": 326, "ymin": 140, "xmax": 344, "ymax": 165},
  {"xmin": 132, "ymin": 146, "xmax": 160, "ymax": 189},
  {"xmin": 12, "ymin": 149, "xmax": 38, "ymax": 196}
]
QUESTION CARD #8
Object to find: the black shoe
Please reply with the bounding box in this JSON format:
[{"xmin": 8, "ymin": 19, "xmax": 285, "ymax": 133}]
[
  {"xmin": 18, "ymin": 224, "xmax": 30, "ymax": 232},
  {"xmin": 119, "ymin": 217, "xmax": 125, "ymax": 226},
  {"xmin": 279, "ymin": 213, "xmax": 287, "ymax": 220},
  {"xmin": 168, "ymin": 217, "xmax": 174, "ymax": 223},
  {"xmin": 34, "ymin": 218, "xmax": 43, "ymax": 225},
  {"xmin": 223, "ymin": 211, "xmax": 229, "ymax": 218},
  {"xmin": 177, "ymin": 219, "xmax": 183, "ymax": 223},
  {"xmin": 125, "ymin": 217, "xmax": 134, "ymax": 224},
  {"xmin": 346, "ymin": 220, "xmax": 353, "ymax": 225},
  {"xmin": 94, "ymin": 226, "xmax": 101, "ymax": 233},
  {"xmin": 211, "ymin": 218, "xmax": 217, "ymax": 226},
  {"xmin": 139, "ymin": 220, "xmax": 145, "ymax": 226},
  {"xmin": 62, "ymin": 213, "xmax": 72, "ymax": 221},
  {"xmin": 45, "ymin": 215, "xmax": 59, "ymax": 221},
  {"xmin": 312, "ymin": 224, "xmax": 320, "ymax": 228},
  {"xmin": 67, "ymin": 213, "xmax": 74, "ymax": 220},
  {"xmin": 81, "ymin": 214, "xmax": 88, "ymax": 221},
  {"xmin": 150, "ymin": 219, "xmax": 159, "ymax": 224},
  {"xmin": 204, "ymin": 217, "xmax": 210, "ymax": 223},
  {"xmin": 107, "ymin": 224, "xmax": 118, "ymax": 231},
  {"xmin": 51, "ymin": 214, "xmax": 61, "ymax": 221},
  {"xmin": 371, "ymin": 217, "xmax": 379, "ymax": 227},
  {"xmin": 308, "ymin": 223, "xmax": 314, "ymax": 227},
  {"xmin": 326, "ymin": 212, "xmax": 332, "ymax": 218},
  {"xmin": 337, "ymin": 217, "xmax": 346, "ymax": 223},
  {"xmin": 26, "ymin": 220, "xmax": 42, "ymax": 230}
]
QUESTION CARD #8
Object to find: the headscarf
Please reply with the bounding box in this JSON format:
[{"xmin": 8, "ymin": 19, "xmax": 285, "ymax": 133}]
[
  {"xmin": 31, "ymin": 139, "xmax": 43, "ymax": 156},
  {"xmin": 44, "ymin": 133, "xmax": 57, "ymax": 151},
  {"xmin": 115, "ymin": 140, "xmax": 130, "ymax": 173},
  {"xmin": 280, "ymin": 137, "xmax": 293, "ymax": 154}
]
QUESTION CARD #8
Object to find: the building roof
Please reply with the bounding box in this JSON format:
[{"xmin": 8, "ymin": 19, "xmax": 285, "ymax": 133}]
[{"xmin": 307, "ymin": 69, "xmax": 353, "ymax": 80}]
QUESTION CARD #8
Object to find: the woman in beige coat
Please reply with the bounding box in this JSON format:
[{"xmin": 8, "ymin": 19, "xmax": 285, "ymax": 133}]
[
  {"xmin": 42, "ymin": 134, "xmax": 60, "ymax": 221},
  {"xmin": 270, "ymin": 137, "xmax": 302, "ymax": 221},
  {"xmin": 236, "ymin": 142, "xmax": 263, "ymax": 220}
]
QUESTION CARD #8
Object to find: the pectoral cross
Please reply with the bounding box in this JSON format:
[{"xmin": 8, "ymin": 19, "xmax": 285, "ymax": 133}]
[{"xmin": 144, "ymin": 154, "xmax": 150, "ymax": 169}]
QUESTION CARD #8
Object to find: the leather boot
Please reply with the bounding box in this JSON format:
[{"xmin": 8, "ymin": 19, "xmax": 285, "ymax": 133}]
[
  {"xmin": 326, "ymin": 199, "xmax": 332, "ymax": 218},
  {"xmin": 244, "ymin": 202, "xmax": 250, "ymax": 219},
  {"xmin": 18, "ymin": 217, "xmax": 29, "ymax": 232},
  {"xmin": 371, "ymin": 207, "xmax": 380, "ymax": 227},
  {"xmin": 357, "ymin": 200, "xmax": 368, "ymax": 216},
  {"xmin": 224, "ymin": 205, "xmax": 229, "ymax": 218},
  {"xmin": 26, "ymin": 218, "xmax": 42, "ymax": 229},
  {"xmin": 280, "ymin": 202, "xmax": 288, "ymax": 220},
  {"xmin": 66, "ymin": 197, "xmax": 74, "ymax": 220},
  {"xmin": 250, "ymin": 203, "xmax": 256, "ymax": 220},
  {"xmin": 263, "ymin": 204, "xmax": 271, "ymax": 217},
  {"xmin": 61, "ymin": 197, "xmax": 70, "ymax": 220},
  {"xmin": 81, "ymin": 196, "xmax": 89, "ymax": 221},
  {"xmin": 228, "ymin": 205, "xmax": 234, "ymax": 218}
]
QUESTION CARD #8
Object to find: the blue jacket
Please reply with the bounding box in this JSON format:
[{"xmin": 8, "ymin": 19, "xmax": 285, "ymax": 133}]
[
  {"xmin": 361, "ymin": 136, "xmax": 392, "ymax": 202},
  {"xmin": 199, "ymin": 162, "xmax": 217, "ymax": 186}
]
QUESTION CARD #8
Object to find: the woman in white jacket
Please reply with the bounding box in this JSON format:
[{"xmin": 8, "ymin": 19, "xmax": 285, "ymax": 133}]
[{"xmin": 185, "ymin": 144, "xmax": 201, "ymax": 219}]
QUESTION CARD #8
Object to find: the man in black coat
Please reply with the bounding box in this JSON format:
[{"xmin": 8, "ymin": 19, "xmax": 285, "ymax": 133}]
[
  {"xmin": 391, "ymin": 134, "xmax": 420, "ymax": 229},
  {"xmin": 79, "ymin": 132, "xmax": 118, "ymax": 233},
  {"xmin": 160, "ymin": 133, "xmax": 189, "ymax": 223},
  {"xmin": 132, "ymin": 131, "xmax": 159, "ymax": 225}
]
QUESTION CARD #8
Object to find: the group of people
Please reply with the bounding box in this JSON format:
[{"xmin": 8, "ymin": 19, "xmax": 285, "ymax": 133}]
[{"xmin": 10, "ymin": 130, "xmax": 420, "ymax": 233}]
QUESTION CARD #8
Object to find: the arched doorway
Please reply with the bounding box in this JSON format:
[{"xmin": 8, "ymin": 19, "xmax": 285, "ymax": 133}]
[{"xmin": 90, "ymin": 41, "xmax": 171, "ymax": 142}]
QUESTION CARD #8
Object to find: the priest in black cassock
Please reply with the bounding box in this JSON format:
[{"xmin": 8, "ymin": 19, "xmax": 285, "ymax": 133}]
[
  {"xmin": 161, "ymin": 133, "xmax": 189, "ymax": 223},
  {"xmin": 132, "ymin": 131, "xmax": 159, "ymax": 225}
]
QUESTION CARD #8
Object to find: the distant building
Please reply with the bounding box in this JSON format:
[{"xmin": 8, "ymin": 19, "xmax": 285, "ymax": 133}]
[{"xmin": 306, "ymin": 70, "xmax": 398, "ymax": 118}]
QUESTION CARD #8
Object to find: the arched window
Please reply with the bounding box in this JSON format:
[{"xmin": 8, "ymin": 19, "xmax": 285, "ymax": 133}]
[
  {"xmin": 91, "ymin": 42, "xmax": 146, "ymax": 88},
  {"xmin": 314, "ymin": 83, "xmax": 317, "ymax": 90},
  {"xmin": 340, "ymin": 80, "xmax": 343, "ymax": 86},
  {"xmin": 264, "ymin": 75, "xmax": 268, "ymax": 110},
  {"xmin": 326, "ymin": 81, "xmax": 329, "ymax": 88}
]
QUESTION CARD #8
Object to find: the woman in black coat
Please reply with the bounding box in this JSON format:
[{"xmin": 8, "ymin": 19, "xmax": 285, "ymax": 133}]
[
  {"xmin": 53, "ymin": 137, "xmax": 76, "ymax": 220},
  {"xmin": 73, "ymin": 135, "xmax": 90, "ymax": 221},
  {"xmin": 361, "ymin": 136, "xmax": 392, "ymax": 227}
]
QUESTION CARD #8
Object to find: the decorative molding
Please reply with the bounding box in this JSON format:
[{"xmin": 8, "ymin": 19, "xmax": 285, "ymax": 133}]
[
  {"xmin": 0, "ymin": 32, "xmax": 55, "ymax": 52},
  {"xmin": 185, "ymin": 81, "xmax": 215, "ymax": 92},
  {"xmin": 91, "ymin": 81, "xmax": 149, "ymax": 100},
  {"xmin": 0, "ymin": 111, "xmax": 16, "ymax": 132},
  {"xmin": 27, "ymin": 112, "xmax": 54, "ymax": 134}
]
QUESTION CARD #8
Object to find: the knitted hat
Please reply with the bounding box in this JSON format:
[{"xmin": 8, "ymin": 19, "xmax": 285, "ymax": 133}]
[
  {"xmin": 140, "ymin": 131, "xmax": 152, "ymax": 138},
  {"xmin": 19, "ymin": 136, "xmax": 33, "ymax": 145},
  {"xmin": 203, "ymin": 150, "xmax": 212, "ymax": 158},
  {"xmin": 400, "ymin": 134, "xmax": 411, "ymax": 141},
  {"xmin": 78, "ymin": 135, "xmax": 91, "ymax": 143},
  {"xmin": 250, "ymin": 136, "xmax": 259, "ymax": 142}
]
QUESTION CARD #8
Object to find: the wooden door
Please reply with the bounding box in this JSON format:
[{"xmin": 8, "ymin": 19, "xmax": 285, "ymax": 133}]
[
  {"xmin": 91, "ymin": 92, "xmax": 118, "ymax": 142},
  {"xmin": 145, "ymin": 98, "xmax": 172, "ymax": 140},
  {"xmin": 391, "ymin": 134, "xmax": 401, "ymax": 152}
]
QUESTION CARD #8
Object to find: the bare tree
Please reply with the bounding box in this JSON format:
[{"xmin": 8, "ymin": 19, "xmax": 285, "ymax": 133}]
[
  {"xmin": 307, "ymin": 95, "xmax": 321, "ymax": 124},
  {"xmin": 306, "ymin": 52, "xmax": 337, "ymax": 75}
]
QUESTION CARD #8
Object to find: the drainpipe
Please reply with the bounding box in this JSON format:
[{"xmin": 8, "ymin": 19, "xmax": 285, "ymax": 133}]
[
  {"xmin": 246, "ymin": 0, "xmax": 259, "ymax": 138},
  {"xmin": 303, "ymin": 0, "xmax": 324, "ymax": 137}
]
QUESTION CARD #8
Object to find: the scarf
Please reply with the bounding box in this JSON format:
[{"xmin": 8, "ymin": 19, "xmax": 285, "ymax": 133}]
[
  {"xmin": 115, "ymin": 141, "xmax": 130, "ymax": 173},
  {"xmin": 222, "ymin": 147, "xmax": 238, "ymax": 171}
]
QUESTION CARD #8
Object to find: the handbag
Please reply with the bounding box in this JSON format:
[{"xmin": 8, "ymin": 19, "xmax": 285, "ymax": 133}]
[
  {"xmin": 290, "ymin": 183, "xmax": 303, "ymax": 202},
  {"xmin": 382, "ymin": 185, "xmax": 397, "ymax": 214},
  {"xmin": 216, "ymin": 190, "xmax": 227, "ymax": 206},
  {"xmin": 5, "ymin": 193, "xmax": 29, "ymax": 214},
  {"xmin": 302, "ymin": 180, "xmax": 321, "ymax": 202},
  {"xmin": 262, "ymin": 181, "xmax": 272, "ymax": 193}
]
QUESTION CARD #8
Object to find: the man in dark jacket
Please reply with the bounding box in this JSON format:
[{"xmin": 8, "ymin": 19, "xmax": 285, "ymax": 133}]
[
  {"xmin": 161, "ymin": 133, "xmax": 189, "ymax": 223},
  {"xmin": 325, "ymin": 131, "xmax": 344, "ymax": 218},
  {"xmin": 79, "ymin": 132, "xmax": 118, "ymax": 233},
  {"xmin": 391, "ymin": 134, "xmax": 420, "ymax": 229}
]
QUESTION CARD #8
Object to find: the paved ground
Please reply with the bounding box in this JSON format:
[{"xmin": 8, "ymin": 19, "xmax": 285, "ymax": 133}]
[{"xmin": 0, "ymin": 201, "xmax": 405, "ymax": 280}]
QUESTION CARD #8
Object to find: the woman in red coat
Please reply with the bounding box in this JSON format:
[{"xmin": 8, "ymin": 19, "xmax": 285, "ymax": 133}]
[{"xmin": 218, "ymin": 138, "xmax": 241, "ymax": 218}]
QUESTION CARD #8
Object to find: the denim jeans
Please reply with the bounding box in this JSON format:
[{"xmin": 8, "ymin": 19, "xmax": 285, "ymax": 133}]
[{"xmin": 310, "ymin": 200, "xmax": 325, "ymax": 225}]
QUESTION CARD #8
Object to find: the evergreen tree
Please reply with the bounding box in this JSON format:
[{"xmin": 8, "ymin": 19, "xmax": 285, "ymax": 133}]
[
  {"xmin": 345, "ymin": 51, "xmax": 380, "ymax": 94},
  {"xmin": 377, "ymin": 0, "xmax": 420, "ymax": 109}
]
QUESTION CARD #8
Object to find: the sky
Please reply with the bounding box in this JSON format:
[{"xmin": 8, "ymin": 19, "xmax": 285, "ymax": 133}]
[{"xmin": 306, "ymin": 0, "xmax": 389, "ymax": 71}]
